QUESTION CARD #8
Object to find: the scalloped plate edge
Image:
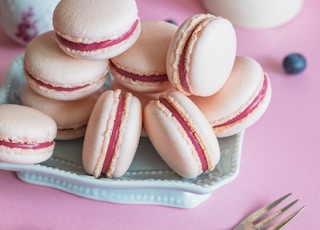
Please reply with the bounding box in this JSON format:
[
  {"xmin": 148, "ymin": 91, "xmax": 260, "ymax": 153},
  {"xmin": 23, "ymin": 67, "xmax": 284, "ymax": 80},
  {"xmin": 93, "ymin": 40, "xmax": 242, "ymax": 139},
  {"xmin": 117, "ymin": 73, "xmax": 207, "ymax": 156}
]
[{"xmin": 17, "ymin": 171, "xmax": 212, "ymax": 208}]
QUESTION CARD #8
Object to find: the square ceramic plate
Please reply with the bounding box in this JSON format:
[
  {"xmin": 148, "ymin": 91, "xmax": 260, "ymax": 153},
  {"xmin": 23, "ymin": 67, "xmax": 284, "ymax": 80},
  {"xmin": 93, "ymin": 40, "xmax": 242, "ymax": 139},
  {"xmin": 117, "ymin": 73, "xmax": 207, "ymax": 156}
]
[{"xmin": 0, "ymin": 56, "xmax": 244, "ymax": 208}]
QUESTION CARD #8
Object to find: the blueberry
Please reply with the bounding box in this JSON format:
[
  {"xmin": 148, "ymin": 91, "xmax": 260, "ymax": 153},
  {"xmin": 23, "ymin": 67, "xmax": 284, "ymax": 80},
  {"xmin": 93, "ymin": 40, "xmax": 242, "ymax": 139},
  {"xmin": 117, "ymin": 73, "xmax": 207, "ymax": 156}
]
[
  {"xmin": 282, "ymin": 53, "xmax": 307, "ymax": 74},
  {"xmin": 164, "ymin": 19, "xmax": 178, "ymax": 26}
]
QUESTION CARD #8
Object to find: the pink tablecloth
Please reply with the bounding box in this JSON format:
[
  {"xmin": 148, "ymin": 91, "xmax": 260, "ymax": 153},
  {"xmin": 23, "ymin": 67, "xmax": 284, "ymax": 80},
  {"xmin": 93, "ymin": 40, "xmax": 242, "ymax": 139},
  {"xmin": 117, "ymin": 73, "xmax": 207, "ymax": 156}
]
[{"xmin": 0, "ymin": 0, "xmax": 319, "ymax": 229}]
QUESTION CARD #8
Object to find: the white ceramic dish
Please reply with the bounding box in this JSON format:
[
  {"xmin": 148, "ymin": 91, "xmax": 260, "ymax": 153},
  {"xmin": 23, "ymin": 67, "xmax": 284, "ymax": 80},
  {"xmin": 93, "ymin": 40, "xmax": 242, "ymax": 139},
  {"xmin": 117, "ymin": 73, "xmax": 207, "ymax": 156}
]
[
  {"xmin": 201, "ymin": 0, "xmax": 303, "ymax": 29},
  {"xmin": 0, "ymin": 56, "xmax": 244, "ymax": 208}
]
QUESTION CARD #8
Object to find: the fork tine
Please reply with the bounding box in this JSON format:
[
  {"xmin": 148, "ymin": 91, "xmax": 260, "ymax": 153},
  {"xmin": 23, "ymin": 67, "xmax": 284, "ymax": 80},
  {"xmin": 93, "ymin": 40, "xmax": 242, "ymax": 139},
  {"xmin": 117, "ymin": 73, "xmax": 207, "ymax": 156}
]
[
  {"xmin": 255, "ymin": 199, "xmax": 298, "ymax": 228},
  {"xmin": 267, "ymin": 206, "xmax": 305, "ymax": 230},
  {"xmin": 246, "ymin": 193, "xmax": 292, "ymax": 222}
]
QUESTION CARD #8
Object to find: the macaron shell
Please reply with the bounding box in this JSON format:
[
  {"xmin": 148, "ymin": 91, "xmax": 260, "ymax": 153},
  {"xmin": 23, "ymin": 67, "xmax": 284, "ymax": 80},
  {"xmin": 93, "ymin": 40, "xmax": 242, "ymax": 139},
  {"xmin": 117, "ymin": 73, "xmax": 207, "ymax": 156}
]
[
  {"xmin": 0, "ymin": 104, "xmax": 57, "ymax": 164},
  {"xmin": 0, "ymin": 147, "xmax": 54, "ymax": 164},
  {"xmin": 110, "ymin": 20, "xmax": 177, "ymax": 93},
  {"xmin": 0, "ymin": 104, "xmax": 57, "ymax": 141},
  {"xmin": 190, "ymin": 56, "xmax": 272, "ymax": 137},
  {"xmin": 24, "ymin": 31, "xmax": 108, "ymax": 100},
  {"xmin": 188, "ymin": 16, "xmax": 236, "ymax": 95},
  {"xmin": 53, "ymin": 0, "xmax": 141, "ymax": 59},
  {"xmin": 82, "ymin": 90, "xmax": 142, "ymax": 178},
  {"xmin": 20, "ymin": 84, "xmax": 103, "ymax": 140},
  {"xmin": 166, "ymin": 14, "xmax": 236, "ymax": 96},
  {"xmin": 144, "ymin": 90, "xmax": 220, "ymax": 178},
  {"xmin": 53, "ymin": 0, "xmax": 139, "ymax": 43},
  {"xmin": 144, "ymin": 102, "xmax": 200, "ymax": 178}
]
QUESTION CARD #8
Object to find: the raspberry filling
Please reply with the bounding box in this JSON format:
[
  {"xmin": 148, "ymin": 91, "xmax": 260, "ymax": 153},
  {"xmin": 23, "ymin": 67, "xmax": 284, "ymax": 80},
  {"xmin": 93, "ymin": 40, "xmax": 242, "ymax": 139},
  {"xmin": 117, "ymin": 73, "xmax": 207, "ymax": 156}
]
[
  {"xmin": 110, "ymin": 61, "xmax": 168, "ymax": 82},
  {"xmin": 178, "ymin": 21, "xmax": 203, "ymax": 94},
  {"xmin": 27, "ymin": 71, "xmax": 90, "ymax": 92},
  {"xmin": 0, "ymin": 140, "xmax": 53, "ymax": 150},
  {"xmin": 101, "ymin": 93, "xmax": 125, "ymax": 174},
  {"xmin": 159, "ymin": 97, "xmax": 208, "ymax": 171},
  {"xmin": 215, "ymin": 74, "xmax": 268, "ymax": 128},
  {"xmin": 56, "ymin": 20, "xmax": 139, "ymax": 52}
]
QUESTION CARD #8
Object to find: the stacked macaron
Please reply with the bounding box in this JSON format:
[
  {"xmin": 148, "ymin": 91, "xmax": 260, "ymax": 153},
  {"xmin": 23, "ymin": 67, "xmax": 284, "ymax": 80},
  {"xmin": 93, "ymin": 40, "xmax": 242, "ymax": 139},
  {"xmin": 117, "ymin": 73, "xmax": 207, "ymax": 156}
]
[
  {"xmin": 0, "ymin": 0, "xmax": 142, "ymax": 167},
  {"xmin": 0, "ymin": 0, "xmax": 272, "ymax": 180},
  {"xmin": 20, "ymin": 0, "xmax": 142, "ymax": 142},
  {"xmin": 108, "ymin": 13, "xmax": 272, "ymax": 178},
  {"xmin": 22, "ymin": 30, "xmax": 108, "ymax": 140}
]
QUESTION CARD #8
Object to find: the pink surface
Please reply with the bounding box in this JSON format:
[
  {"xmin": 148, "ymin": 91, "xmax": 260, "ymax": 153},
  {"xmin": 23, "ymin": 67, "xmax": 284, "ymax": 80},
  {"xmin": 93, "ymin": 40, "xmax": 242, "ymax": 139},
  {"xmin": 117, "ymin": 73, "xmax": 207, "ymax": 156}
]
[{"xmin": 0, "ymin": 0, "xmax": 319, "ymax": 229}]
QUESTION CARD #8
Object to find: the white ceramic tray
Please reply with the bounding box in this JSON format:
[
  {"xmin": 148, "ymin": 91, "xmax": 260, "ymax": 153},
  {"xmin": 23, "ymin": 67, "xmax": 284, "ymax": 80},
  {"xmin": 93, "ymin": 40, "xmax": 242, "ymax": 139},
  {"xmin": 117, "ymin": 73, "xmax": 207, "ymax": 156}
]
[{"xmin": 0, "ymin": 56, "xmax": 244, "ymax": 208}]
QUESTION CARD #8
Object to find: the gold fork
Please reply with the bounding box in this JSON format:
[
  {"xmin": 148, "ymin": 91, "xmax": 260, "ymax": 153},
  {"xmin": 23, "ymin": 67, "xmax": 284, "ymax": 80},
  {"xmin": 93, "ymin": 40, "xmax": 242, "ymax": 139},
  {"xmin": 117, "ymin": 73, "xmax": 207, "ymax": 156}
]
[{"xmin": 234, "ymin": 193, "xmax": 305, "ymax": 230}]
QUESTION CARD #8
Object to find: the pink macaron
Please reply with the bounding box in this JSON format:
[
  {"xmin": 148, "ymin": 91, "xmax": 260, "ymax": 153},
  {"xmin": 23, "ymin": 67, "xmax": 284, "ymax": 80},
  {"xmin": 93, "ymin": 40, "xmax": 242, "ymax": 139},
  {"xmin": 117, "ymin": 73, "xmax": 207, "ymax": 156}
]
[
  {"xmin": 110, "ymin": 20, "xmax": 177, "ymax": 93},
  {"xmin": 53, "ymin": 0, "xmax": 141, "ymax": 60},
  {"xmin": 82, "ymin": 89, "xmax": 142, "ymax": 178},
  {"xmin": 24, "ymin": 31, "xmax": 108, "ymax": 101},
  {"xmin": 144, "ymin": 90, "xmax": 220, "ymax": 179},
  {"xmin": 0, "ymin": 104, "xmax": 57, "ymax": 164},
  {"xmin": 166, "ymin": 14, "xmax": 237, "ymax": 97},
  {"xmin": 190, "ymin": 56, "xmax": 272, "ymax": 137},
  {"xmin": 20, "ymin": 84, "xmax": 103, "ymax": 140}
]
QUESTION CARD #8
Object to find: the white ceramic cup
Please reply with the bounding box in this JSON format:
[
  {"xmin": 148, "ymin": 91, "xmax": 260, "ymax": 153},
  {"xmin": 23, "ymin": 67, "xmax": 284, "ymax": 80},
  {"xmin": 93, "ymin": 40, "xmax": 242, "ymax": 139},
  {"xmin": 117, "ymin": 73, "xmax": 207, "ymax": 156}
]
[
  {"xmin": 201, "ymin": 0, "xmax": 304, "ymax": 29},
  {"xmin": 0, "ymin": 0, "xmax": 60, "ymax": 45}
]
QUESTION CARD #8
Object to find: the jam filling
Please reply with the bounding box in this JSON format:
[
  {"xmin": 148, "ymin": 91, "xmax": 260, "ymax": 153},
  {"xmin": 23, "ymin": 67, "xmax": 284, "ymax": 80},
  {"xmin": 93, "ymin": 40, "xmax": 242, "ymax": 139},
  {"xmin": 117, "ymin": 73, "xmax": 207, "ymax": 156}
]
[
  {"xmin": 101, "ymin": 93, "xmax": 125, "ymax": 174},
  {"xmin": 215, "ymin": 74, "xmax": 268, "ymax": 128},
  {"xmin": 0, "ymin": 141, "xmax": 53, "ymax": 150},
  {"xmin": 27, "ymin": 71, "xmax": 90, "ymax": 92},
  {"xmin": 178, "ymin": 21, "xmax": 204, "ymax": 94},
  {"xmin": 160, "ymin": 97, "xmax": 208, "ymax": 171},
  {"xmin": 110, "ymin": 61, "xmax": 168, "ymax": 82},
  {"xmin": 56, "ymin": 20, "xmax": 139, "ymax": 51}
]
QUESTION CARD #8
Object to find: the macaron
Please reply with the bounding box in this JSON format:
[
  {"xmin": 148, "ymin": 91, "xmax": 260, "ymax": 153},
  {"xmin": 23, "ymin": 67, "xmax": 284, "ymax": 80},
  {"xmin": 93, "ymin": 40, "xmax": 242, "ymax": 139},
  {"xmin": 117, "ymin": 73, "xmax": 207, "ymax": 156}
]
[
  {"xmin": 110, "ymin": 20, "xmax": 177, "ymax": 93},
  {"xmin": 189, "ymin": 56, "xmax": 272, "ymax": 138},
  {"xmin": 24, "ymin": 31, "xmax": 108, "ymax": 101},
  {"xmin": 144, "ymin": 90, "xmax": 220, "ymax": 179},
  {"xmin": 166, "ymin": 13, "xmax": 237, "ymax": 97},
  {"xmin": 53, "ymin": 0, "xmax": 141, "ymax": 60},
  {"xmin": 20, "ymin": 84, "xmax": 103, "ymax": 140},
  {"xmin": 82, "ymin": 89, "xmax": 142, "ymax": 178},
  {"xmin": 0, "ymin": 104, "xmax": 57, "ymax": 164}
]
